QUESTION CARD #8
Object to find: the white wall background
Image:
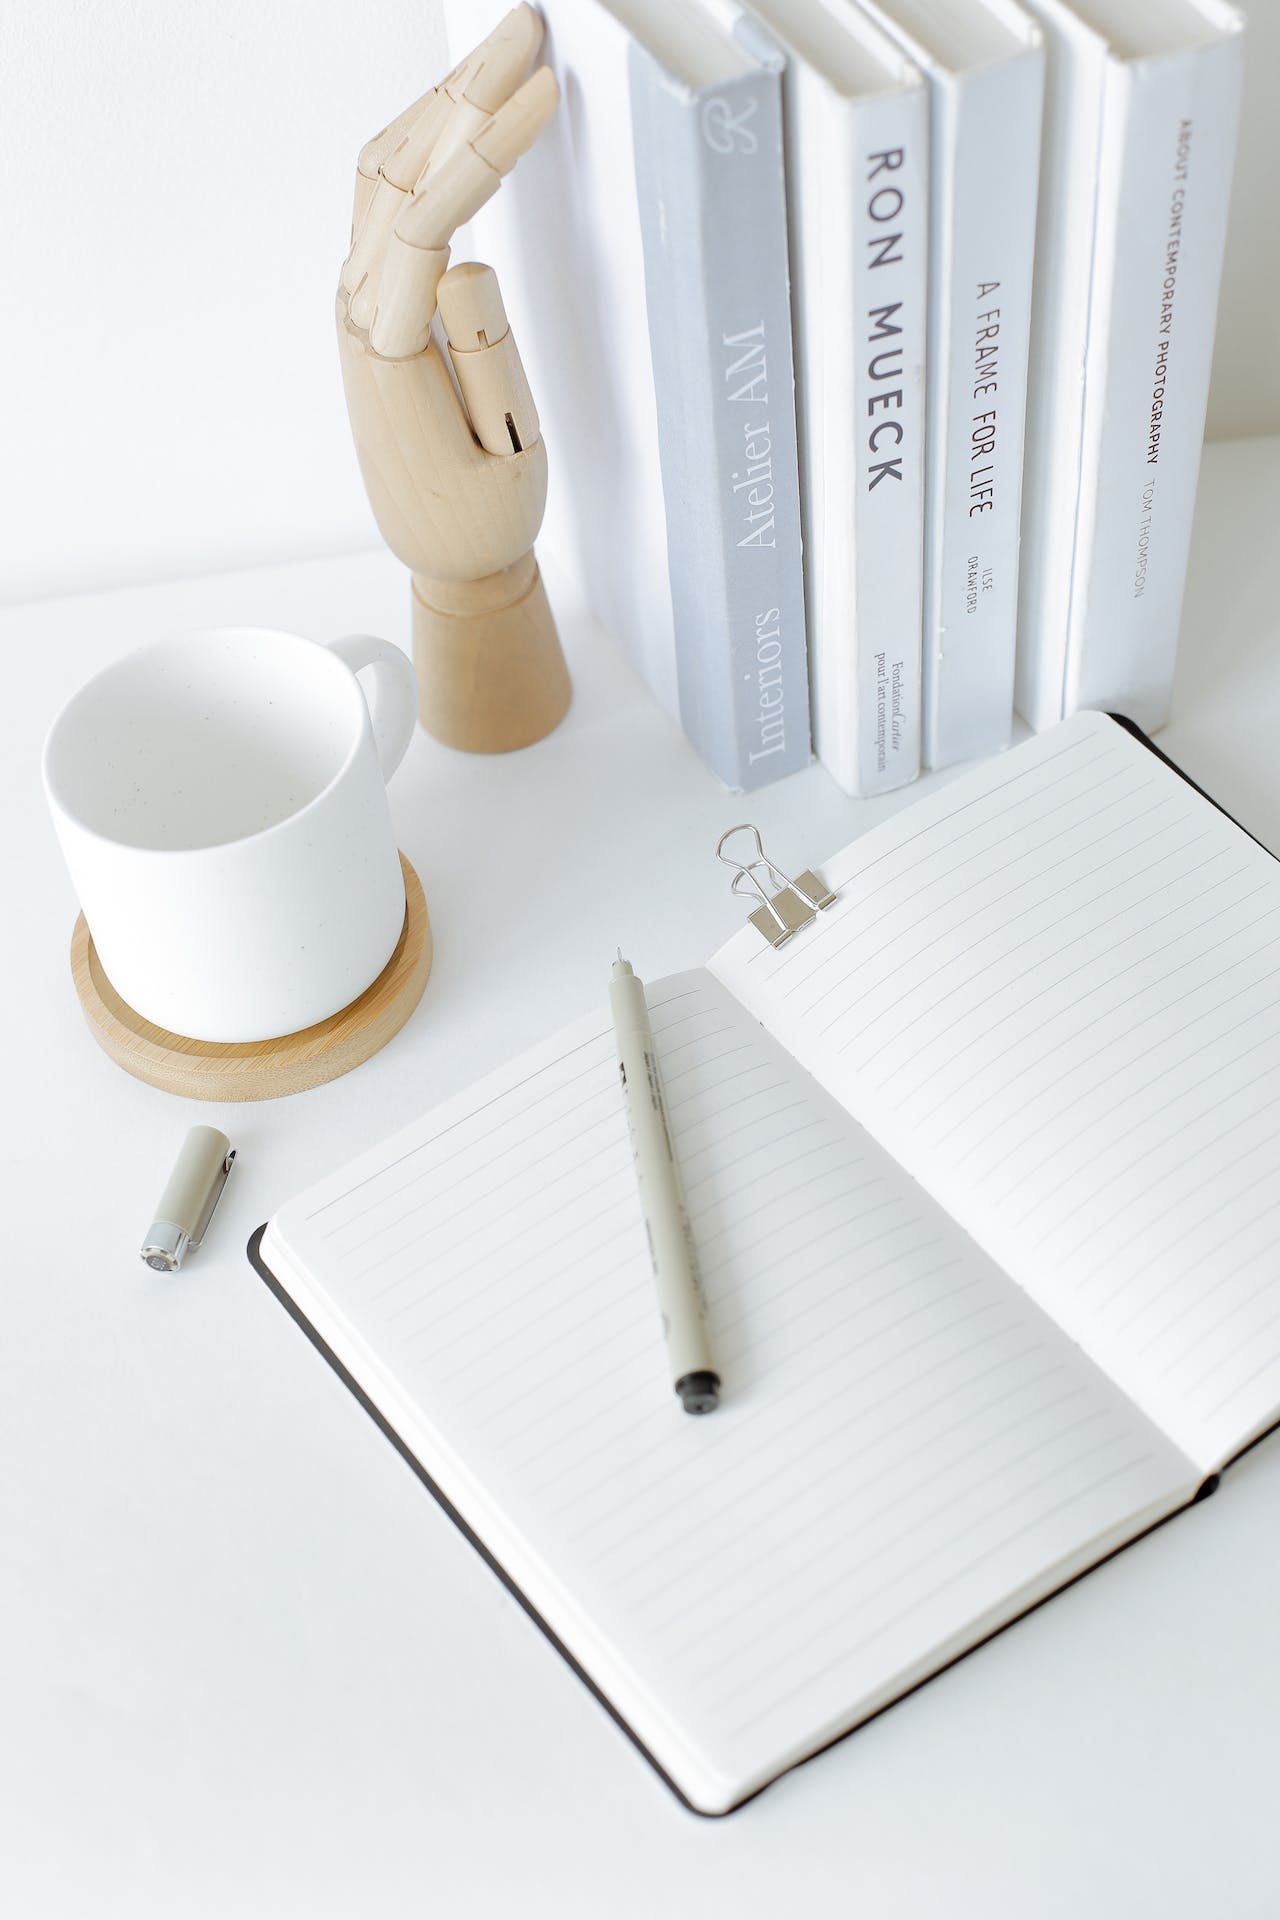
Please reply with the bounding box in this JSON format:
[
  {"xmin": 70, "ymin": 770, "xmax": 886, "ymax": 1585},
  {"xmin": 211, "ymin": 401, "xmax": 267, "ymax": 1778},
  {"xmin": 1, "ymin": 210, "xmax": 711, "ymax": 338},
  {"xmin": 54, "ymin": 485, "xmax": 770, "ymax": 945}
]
[
  {"xmin": 0, "ymin": 0, "xmax": 1274, "ymax": 607},
  {"xmin": 0, "ymin": 0, "xmax": 449, "ymax": 606}
]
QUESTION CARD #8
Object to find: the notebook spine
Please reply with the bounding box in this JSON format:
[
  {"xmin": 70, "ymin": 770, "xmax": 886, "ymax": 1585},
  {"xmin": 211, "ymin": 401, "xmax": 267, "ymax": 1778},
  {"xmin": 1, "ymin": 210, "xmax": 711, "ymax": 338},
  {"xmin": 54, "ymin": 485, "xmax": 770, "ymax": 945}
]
[{"xmin": 628, "ymin": 42, "xmax": 810, "ymax": 790}]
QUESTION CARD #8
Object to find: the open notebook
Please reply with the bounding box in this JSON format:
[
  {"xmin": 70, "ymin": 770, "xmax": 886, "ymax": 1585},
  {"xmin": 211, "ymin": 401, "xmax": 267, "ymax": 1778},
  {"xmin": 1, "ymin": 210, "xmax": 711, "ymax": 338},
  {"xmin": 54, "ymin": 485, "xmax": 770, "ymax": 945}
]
[{"xmin": 250, "ymin": 712, "xmax": 1280, "ymax": 1815}]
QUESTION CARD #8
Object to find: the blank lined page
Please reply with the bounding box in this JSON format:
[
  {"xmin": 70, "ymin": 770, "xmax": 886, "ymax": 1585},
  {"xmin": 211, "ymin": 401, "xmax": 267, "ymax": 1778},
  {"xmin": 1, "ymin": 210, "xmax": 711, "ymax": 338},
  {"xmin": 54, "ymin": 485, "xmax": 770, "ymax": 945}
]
[
  {"xmin": 265, "ymin": 965, "xmax": 1192, "ymax": 1813},
  {"xmin": 712, "ymin": 713, "xmax": 1280, "ymax": 1473}
]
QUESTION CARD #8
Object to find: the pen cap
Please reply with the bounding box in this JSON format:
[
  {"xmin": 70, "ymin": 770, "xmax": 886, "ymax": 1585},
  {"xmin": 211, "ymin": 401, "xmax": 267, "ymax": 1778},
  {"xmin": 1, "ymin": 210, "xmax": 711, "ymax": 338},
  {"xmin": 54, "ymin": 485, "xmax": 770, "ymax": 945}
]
[{"xmin": 142, "ymin": 1126, "xmax": 234, "ymax": 1272}]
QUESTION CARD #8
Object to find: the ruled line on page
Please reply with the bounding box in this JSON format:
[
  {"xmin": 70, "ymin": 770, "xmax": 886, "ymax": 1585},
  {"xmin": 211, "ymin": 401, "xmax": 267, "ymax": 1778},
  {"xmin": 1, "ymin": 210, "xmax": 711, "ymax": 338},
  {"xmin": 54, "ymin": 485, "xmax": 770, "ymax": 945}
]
[
  {"xmin": 509, "ymin": 1197, "xmax": 948, "ymax": 1479},
  {"xmin": 1046, "ymin": 1095, "xmax": 1280, "ymax": 1272},
  {"xmin": 308, "ymin": 1029, "xmax": 613, "ymax": 1226},
  {"xmin": 390, "ymin": 1184, "xmax": 638, "ymax": 1338},
  {"xmin": 679, "ymin": 1101, "xmax": 816, "ymax": 1192},
  {"xmin": 840, "ymin": 822, "xmax": 1210, "ymax": 1061},
  {"xmin": 1026, "ymin": 1046, "xmax": 1280, "ymax": 1250},
  {"xmin": 883, "ymin": 868, "xmax": 1270, "ymax": 1117},
  {"xmin": 798, "ymin": 780, "xmax": 1166, "ymax": 1025},
  {"xmin": 593, "ymin": 1283, "xmax": 1017, "ymax": 1606},
  {"xmin": 695, "ymin": 1427, "xmax": 1142, "ymax": 1692},
  {"xmin": 1174, "ymin": 1308, "xmax": 1280, "ymax": 1404},
  {"xmin": 595, "ymin": 1350, "xmax": 1072, "ymax": 1596},
  {"xmin": 419, "ymin": 1231, "xmax": 650, "ymax": 1380},
  {"xmin": 661, "ymin": 1039, "xmax": 752, "ymax": 1087},
  {"xmin": 919, "ymin": 874, "xmax": 1267, "ymax": 1156},
  {"xmin": 967, "ymin": 921, "xmax": 1280, "ymax": 1221},
  {"xmin": 543, "ymin": 1308, "xmax": 1023, "ymax": 1531},
  {"xmin": 974, "ymin": 972, "xmax": 1278, "ymax": 1193},
  {"xmin": 781, "ymin": 766, "xmax": 1149, "ymax": 1008},
  {"xmin": 342, "ymin": 997, "xmax": 735, "ymax": 1284},
  {"xmin": 834, "ymin": 832, "xmax": 1219, "ymax": 1059},
  {"xmin": 691, "ymin": 1156, "xmax": 872, "ymax": 1262},
  {"xmin": 1096, "ymin": 1163, "xmax": 1280, "ymax": 1324},
  {"xmin": 667, "ymin": 1061, "xmax": 782, "ymax": 1115},
  {"xmin": 698, "ymin": 1186, "xmax": 901, "ymax": 1287},
  {"xmin": 741, "ymin": 730, "xmax": 1108, "ymax": 974},
  {"xmin": 359, "ymin": 1106, "xmax": 628, "ymax": 1288},
  {"xmin": 434, "ymin": 1169, "xmax": 889, "ymax": 1425},
  {"xmin": 1149, "ymin": 1247, "xmax": 1280, "ymax": 1375},
  {"xmin": 308, "ymin": 983, "xmax": 709, "ymax": 1228},
  {"xmin": 499, "ymin": 1252, "xmax": 975, "ymax": 1484},
  {"xmin": 1196, "ymin": 1338, "xmax": 1280, "ymax": 1421},
  {"xmin": 721, "ymin": 1452, "xmax": 1158, "ymax": 1740},
  {"xmin": 654, "ymin": 1398, "xmax": 1107, "ymax": 1651}
]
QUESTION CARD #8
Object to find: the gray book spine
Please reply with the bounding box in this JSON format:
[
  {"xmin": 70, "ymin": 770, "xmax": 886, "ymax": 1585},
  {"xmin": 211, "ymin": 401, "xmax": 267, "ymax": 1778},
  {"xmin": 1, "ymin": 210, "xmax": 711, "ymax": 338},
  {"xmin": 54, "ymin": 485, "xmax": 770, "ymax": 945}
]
[{"xmin": 627, "ymin": 40, "xmax": 809, "ymax": 791}]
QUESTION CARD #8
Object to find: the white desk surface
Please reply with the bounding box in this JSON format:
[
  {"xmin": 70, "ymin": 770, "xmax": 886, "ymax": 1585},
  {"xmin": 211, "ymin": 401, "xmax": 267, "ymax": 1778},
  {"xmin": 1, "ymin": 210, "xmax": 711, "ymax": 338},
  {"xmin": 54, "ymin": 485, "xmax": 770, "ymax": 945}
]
[{"xmin": 4, "ymin": 436, "xmax": 1279, "ymax": 1918}]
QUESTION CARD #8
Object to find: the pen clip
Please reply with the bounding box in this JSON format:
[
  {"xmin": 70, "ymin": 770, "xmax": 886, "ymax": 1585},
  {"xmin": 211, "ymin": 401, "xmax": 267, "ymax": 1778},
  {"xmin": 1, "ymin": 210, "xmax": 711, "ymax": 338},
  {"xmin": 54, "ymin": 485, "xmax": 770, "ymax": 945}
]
[{"xmin": 191, "ymin": 1148, "xmax": 236, "ymax": 1250}]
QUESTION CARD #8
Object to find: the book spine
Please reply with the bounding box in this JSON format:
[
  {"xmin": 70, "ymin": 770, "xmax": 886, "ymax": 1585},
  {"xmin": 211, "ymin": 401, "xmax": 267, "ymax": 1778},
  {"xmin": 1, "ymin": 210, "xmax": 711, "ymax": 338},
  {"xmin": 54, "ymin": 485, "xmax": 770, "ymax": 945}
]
[
  {"xmin": 921, "ymin": 48, "xmax": 1045, "ymax": 770},
  {"xmin": 628, "ymin": 50, "xmax": 810, "ymax": 790},
  {"xmin": 794, "ymin": 80, "xmax": 928, "ymax": 798},
  {"xmin": 1013, "ymin": 3, "xmax": 1108, "ymax": 732},
  {"xmin": 1064, "ymin": 34, "xmax": 1244, "ymax": 732}
]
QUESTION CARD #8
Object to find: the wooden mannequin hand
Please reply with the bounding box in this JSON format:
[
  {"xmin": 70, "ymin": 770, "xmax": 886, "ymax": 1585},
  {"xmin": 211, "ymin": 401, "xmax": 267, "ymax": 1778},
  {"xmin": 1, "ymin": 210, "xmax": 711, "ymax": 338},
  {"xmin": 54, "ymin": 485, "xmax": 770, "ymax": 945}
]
[{"xmin": 337, "ymin": 5, "xmax": 557, "ymax": 589}]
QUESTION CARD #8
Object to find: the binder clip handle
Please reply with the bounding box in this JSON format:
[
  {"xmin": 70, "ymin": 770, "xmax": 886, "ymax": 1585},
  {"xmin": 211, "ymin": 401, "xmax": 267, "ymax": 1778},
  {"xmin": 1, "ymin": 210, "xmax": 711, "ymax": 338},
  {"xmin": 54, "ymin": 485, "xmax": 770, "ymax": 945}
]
[{"xmin": 716, "ymin": 825, "xmax": 836, "ymax": 950}]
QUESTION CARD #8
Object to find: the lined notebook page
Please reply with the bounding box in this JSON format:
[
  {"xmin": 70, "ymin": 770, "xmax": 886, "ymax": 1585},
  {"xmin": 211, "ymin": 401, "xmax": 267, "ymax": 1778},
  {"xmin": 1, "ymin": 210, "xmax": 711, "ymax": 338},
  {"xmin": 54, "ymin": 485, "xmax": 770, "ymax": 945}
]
[
  {"xmin": 713, "ymin": 713, "xmax": 1280, "ymax": 1474},
  {"xmin": 265, "ymin": 967, "xmax": 1192, "ymax": 1813}
]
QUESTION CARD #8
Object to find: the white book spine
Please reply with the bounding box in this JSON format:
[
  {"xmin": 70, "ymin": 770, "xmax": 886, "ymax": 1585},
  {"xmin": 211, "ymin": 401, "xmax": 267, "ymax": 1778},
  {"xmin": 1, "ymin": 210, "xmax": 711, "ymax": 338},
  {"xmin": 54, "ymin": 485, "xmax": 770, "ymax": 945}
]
[
  {"xmin": 1014, "ymin": 2, "xmax": 1108, "ymax": 732},
  {"xmin": 1064, "ymin": 33, "xmax": 1244, "ymax": 732},
  {"xmin": 920, "ymin": 48, "xmax": 1044, "ymax": 770},
  {"xmin": 790, "ymin": 77, "xmax": 928, "ymax": 797}
]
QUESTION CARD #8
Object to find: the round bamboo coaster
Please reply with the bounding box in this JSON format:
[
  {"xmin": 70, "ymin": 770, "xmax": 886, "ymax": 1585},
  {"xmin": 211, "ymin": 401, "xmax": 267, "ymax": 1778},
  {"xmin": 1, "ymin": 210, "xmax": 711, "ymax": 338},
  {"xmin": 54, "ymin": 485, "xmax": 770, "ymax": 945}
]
[{"xmin": 70, "ymin": 852, "xmax": 431, "ymax": 1101}]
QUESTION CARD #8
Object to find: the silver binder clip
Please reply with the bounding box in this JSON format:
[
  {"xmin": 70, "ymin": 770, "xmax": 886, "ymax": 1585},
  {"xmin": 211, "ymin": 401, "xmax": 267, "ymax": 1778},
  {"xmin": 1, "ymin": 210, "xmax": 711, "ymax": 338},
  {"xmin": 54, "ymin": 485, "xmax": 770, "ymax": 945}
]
[{"xmin": 716, "ymin": 825, "xmax": 836, "ymax": 949}]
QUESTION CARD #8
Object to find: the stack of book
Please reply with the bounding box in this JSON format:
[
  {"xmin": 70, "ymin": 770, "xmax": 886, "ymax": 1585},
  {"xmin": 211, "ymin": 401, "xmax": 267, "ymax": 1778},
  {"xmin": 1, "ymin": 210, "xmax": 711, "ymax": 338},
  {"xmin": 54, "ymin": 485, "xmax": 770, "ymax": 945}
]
[{"xmin": 447, "ymin": 0, "xmax": 1244, "ymax": 795}]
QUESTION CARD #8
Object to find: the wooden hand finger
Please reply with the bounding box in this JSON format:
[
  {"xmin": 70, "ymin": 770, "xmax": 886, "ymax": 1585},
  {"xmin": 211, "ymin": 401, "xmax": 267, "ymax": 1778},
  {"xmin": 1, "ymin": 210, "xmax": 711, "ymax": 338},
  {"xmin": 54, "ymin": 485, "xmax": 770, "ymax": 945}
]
[
  {"xmin": 346, "ymin": 12, "xmax": 552, "ymax": 334},
  {"xmin": 344, "ymin": 8, "xmax": 542, "ymax": 326},
  {"xmin": 368, "ymin": 232, "xmax": 451, "ymax": 359},
  {"xmin": 367, "ymin": 67, "xmax": 557, "ymax": 358},
  {"xmin": 352, "ymin": 86, "xmax": 434, "ymax": 233},
  {"xmin": 438, "ymin": 263, "xmax": 538, "ymax": 455},
  {"xmin": 344, "ymin": 0, "xmax": 534, "ymax": 315},
  {"xmin": 349, "ymin": 0, "xmax": 539, "ymax": 216},
  {"xmin": 398, "ymin": 66, "xmax": 559, "ymax": 251},
  {"xmin": 407, "ymin": 3, "xmax": 542, "ymax": 181},
  {"xmin": 345, "ymin": 88, "xmax": 443, "ymax": 293}
]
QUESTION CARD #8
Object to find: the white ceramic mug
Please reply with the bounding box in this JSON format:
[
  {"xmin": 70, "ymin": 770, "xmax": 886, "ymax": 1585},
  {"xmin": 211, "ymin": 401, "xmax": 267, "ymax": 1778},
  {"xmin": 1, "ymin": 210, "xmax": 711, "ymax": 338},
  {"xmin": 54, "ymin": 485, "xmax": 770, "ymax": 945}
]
[{"xmin": 43, "ymin": 626, "xmax": 419, "ymax": 1042}]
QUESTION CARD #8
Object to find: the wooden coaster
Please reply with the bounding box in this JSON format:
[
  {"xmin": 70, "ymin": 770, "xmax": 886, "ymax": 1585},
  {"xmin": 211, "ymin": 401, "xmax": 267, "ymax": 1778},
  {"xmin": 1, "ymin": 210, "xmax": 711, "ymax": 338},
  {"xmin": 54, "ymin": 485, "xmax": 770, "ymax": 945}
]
[{"xmin": 70, "ymin": 852, "xmax": 432, "ymax": 1101}]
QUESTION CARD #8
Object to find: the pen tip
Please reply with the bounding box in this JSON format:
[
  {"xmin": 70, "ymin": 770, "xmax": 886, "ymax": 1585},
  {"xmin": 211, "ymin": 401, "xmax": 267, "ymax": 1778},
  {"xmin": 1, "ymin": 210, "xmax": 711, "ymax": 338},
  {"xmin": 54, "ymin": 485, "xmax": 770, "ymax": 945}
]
[{"xmin": 617, "ymin": 946, "xmax": 624, "ymax": 963}]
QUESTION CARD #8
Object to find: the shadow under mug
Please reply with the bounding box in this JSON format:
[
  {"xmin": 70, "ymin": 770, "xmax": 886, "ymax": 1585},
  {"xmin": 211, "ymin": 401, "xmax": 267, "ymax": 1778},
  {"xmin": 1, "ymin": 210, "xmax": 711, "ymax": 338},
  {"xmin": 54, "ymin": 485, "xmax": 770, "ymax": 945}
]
[{"xmin": 42, "ymin": 627, "xmax": 419, "ymax": 1042}]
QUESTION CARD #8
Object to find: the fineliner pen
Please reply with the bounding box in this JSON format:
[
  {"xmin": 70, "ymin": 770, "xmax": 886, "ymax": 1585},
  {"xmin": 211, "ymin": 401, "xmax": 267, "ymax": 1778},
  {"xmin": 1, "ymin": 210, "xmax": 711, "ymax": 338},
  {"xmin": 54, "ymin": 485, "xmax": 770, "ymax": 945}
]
[{"xmin": 609, "ymin": 953, "xmax": 719, "ymax": 1414}]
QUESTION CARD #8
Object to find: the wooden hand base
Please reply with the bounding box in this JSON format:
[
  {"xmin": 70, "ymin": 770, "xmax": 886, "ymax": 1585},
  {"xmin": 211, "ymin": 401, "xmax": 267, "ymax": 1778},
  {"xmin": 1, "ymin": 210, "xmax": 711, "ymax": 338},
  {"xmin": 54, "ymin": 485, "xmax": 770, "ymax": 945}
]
[{"xmin": 411, "ymin": 552, "xmax": 570, "ymax": 752}]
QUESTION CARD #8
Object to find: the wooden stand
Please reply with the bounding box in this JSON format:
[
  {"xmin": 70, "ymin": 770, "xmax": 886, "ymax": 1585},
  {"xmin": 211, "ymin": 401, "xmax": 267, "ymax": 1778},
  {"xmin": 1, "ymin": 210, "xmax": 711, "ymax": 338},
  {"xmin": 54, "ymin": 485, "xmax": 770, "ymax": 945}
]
[
  {"xmin": 71, "ymin": 853, "xmax": 432, "ymax": 1102},
  {"xmin": 412, "ymin": 556, "xmax": 569, "ymax": 751}
]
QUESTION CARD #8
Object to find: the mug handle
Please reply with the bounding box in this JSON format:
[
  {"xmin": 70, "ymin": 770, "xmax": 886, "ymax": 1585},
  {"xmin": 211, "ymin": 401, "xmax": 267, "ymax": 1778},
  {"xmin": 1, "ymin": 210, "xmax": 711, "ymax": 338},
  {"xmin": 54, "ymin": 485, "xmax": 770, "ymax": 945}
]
[{"xmin": 324, "ymin": 634, "xmax": 418, "ymax": 782}]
